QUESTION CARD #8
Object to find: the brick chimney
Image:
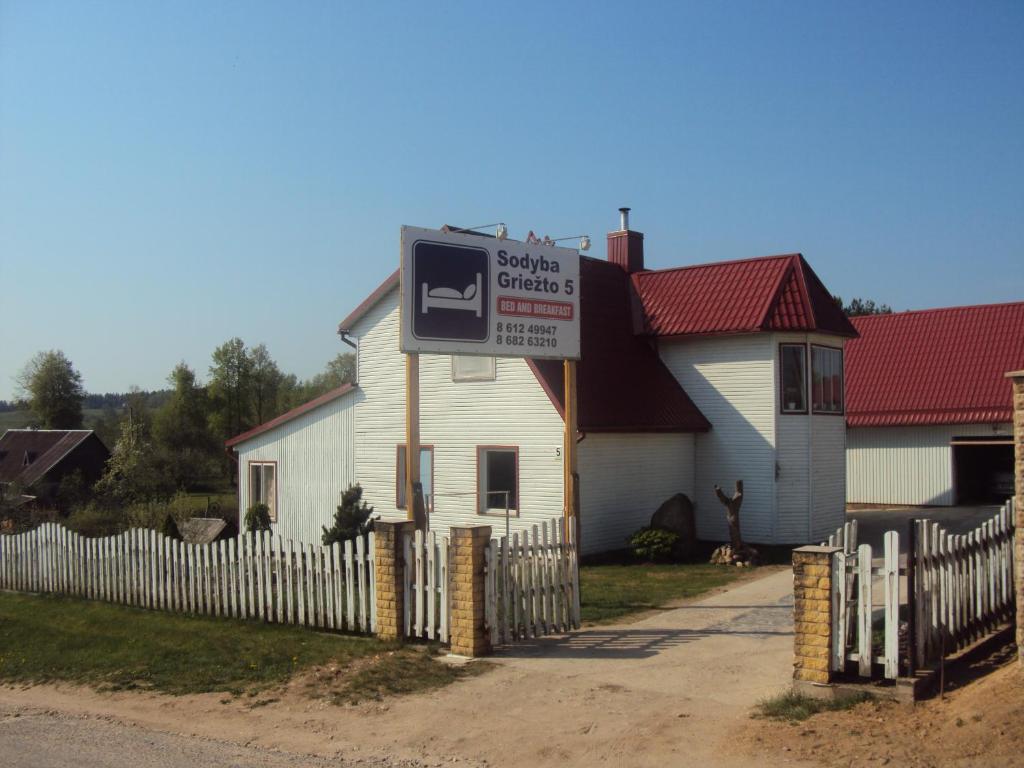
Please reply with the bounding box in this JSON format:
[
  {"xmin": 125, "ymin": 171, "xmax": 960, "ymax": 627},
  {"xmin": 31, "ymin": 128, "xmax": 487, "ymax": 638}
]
[{"xmin": 607, "ymin": 207, "xmax": 644, "ymax": 273}]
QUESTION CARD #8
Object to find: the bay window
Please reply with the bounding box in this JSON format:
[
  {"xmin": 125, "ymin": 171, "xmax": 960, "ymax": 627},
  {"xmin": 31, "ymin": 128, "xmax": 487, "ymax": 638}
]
[
  {"xmin": 780, "ymin": 344, "xmax": 807, "ymax": 413},
  {"xmin": 811, "ymin": 345, "xmax": 844, "ymax": 414}
]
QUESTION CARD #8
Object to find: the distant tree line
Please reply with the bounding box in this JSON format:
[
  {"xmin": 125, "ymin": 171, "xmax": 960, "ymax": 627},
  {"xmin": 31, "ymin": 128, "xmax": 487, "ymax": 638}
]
[
  {"xmin": 833, "ymin": 296, "xmax": 894, "ymax": 317},
  {"xmin": 6, "ymin": 343, "xmax": 355, "ymax": 533}
]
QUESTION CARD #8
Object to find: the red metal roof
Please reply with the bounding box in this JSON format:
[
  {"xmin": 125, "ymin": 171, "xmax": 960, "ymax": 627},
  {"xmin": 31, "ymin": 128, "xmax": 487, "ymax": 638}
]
[
  {"xmin": 529, "ymin": 258, "xmax": 710, "ymax": 433},
  {"xmin": 0, "ymin": 430, "xmax": 97, "ymax": 486},
  {"xmin": 845, "ymin": 302, "xmax": 1024, "ymax": 427},
  {"xmin": 632, "ymin": 253, "xmax": 857, "ymax": 338},
  {"xmin": 226, "ymin": 384, "xmax": 357, "ymax": 448}
]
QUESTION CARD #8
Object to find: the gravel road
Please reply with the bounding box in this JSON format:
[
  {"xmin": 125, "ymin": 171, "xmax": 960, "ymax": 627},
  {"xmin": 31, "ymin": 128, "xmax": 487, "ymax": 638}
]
[{"xmin": 0, "ymin": 708, "xmax": 446, "ymax": 768}]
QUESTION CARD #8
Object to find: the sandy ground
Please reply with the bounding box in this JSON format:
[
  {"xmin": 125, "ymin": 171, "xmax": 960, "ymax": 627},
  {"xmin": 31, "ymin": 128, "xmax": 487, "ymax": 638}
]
[
  {"xmin": 738, "ymin": 640, "xmax": 1024, "ymax": 768},
  {"xmin": 0, "ymin": 569, "xmax": 812, "ymax": 768}
]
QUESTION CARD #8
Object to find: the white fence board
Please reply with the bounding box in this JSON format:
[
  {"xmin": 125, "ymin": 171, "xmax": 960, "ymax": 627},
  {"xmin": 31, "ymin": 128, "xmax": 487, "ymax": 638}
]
[
  {"xmin": 830, "ymin": 501, "xmax": 1014, "ymax": 682},
  {"xmin": 0, "ymin": 525, "xmax": 376, "ymax": 635}
]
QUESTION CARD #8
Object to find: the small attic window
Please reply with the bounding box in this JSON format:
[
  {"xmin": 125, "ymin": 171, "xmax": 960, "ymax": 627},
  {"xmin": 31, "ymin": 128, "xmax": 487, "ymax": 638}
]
[{"xmin": 22, "ymin": 451, "xmax": 36, "ymax": 467}]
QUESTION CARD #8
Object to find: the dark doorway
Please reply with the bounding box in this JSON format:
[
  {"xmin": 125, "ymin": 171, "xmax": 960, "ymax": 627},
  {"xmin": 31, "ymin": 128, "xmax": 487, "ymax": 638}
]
[{"xmin": 953, "ymin": 439, "xmax": 1014, "ymax": 504}]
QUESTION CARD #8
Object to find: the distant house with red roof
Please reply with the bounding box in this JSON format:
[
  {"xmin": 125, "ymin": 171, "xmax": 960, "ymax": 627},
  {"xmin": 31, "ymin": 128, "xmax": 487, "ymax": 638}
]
[
  {"xmin": 845, "ymin": 303, "xmax": 1024, "ymax": 506},
  {"xmin": 227, "ymin": 212, "xmax": 856, "ymax": 553}
]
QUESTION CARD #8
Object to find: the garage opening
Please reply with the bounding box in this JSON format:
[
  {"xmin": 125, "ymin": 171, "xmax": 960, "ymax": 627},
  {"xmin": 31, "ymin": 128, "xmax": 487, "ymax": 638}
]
[{"xmin": 952, "ymin": 436, "xmax": 1014, "ymax": 504}]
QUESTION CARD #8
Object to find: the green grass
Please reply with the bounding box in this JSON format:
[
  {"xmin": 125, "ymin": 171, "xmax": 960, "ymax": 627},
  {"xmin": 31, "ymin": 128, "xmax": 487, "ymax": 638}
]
[
  {"xmin": 754, "ymin": 690, "xmax": 873, "ymax": 722},
  {"xmin": 0, "ymin": 592, "xmax": 478, "ymax": 699},
  {"xmin": 579, "ymin": 562, "xmax": 747, "ymax": 624}
]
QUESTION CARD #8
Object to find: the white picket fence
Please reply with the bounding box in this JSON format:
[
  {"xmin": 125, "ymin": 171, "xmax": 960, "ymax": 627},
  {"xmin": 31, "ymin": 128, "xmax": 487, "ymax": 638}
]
[
  {"xmin": 910, "ymin": 499, "xmax": 1015, "ymax": 669},
  {"xmin": 484, "ymin": 517, "xmax": 581, "ymax": 645},
  {"xmin": 404, "ymin": 528, "xmax": 449, "ymax": 642},
  {"xmin": 823, "ymin": 519, "xmax": 859, "ymax": 554},
  {"xmin": 831, "ymin": 531, "xmax": 902, "ymax": 680},
  {"xmin": 0, "ymin": 523, "xmax": 376, "ymax": 633},
  {"xmin": 829, "ymin": 500, "xmax": 1015, "ymax": 681}
]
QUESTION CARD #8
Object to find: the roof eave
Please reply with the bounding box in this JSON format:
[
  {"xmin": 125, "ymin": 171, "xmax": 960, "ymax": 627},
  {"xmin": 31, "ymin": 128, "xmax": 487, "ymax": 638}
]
[
  {"xmin": 337, "ymin": 270, "xmax": 400, "ymax": 333},
  {"xmin": 226, "ymin": 384, "xmax": 358, "ymax": 449}
]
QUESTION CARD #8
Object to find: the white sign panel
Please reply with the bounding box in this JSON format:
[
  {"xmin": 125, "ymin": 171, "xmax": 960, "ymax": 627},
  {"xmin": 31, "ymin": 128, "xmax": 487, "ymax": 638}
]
[{"xmin": 399, "ymin": 225, "xmax": 581, "ymax": 360}]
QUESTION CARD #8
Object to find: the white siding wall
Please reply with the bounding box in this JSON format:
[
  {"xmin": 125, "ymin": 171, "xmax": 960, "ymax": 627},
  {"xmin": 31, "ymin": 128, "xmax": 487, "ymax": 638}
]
[
  {"xmin": 773, "ymin": 333, "xmax": 848, "ymax": 542},
  {"xmin": 236, "ymin": 391, "xmax": 356, "ymax": 543},
  {"xmin": 659, "ymin": 335, "xmax": 777, "ymax": 542},
  {"xmin": 351, "ymin": 289, "xmax": 566, "ymax": 540},
  {"xmin": 577, "ymin": 433, "xmax": 696, "ymax": 555},
  {"xmin": 810, "ymin": 414, "xmax": 847, "ymax": 540},
  {"xmin": 847, "ymin": 423, "xmax": 1013, "ymax": 505}
]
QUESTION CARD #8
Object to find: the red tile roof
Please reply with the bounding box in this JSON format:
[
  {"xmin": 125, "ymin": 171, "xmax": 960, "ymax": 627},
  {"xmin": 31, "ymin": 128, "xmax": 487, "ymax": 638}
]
[
  {"xmin": 529, "ymin": 258, "xmax": 711, "ymax": 433},
  {"xmin": 632, "ymin": 253, "xmax": 857, "ymax": 339},
  {"xmin": 0, "ymin": 430, "xmax": 98, "ymax": 486},
  {"xmin": 226, "ymin": 384, "xmax": 357, "ymax": 448},
  {"xmin": 845, "ymin": 302, "xmax": 1024, "ymax": 427}
]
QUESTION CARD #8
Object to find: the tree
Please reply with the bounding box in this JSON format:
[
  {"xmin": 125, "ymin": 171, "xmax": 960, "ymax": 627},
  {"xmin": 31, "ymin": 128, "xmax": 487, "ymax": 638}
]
[
  {"xmin": 322, "ymin": 484, "xmax": 374, "ymax": 545},
  {"xmin": 833, "ymin": 295, "xmax": 893, "ymax": 317},
  {"xmin": 248, "ymin": 343, "xmax": 285, "ymax": 425},
  {"xmin": 291, "ymin": 352, "xmax": 356, "ymax": 406},
  {"xmin": 208, "ymin": 337, "xmax": 253, "ymax": 443},
  {"xmin": 15, "ymin": 350, "xmax": 85, "ymax": 429},
  {"xmin": 152, "ymin": 362, "xmax": 216, "ymax": 488},
  {"xmin": 94, "ymin": 410, "xmax": 173, "ymax": 506}
]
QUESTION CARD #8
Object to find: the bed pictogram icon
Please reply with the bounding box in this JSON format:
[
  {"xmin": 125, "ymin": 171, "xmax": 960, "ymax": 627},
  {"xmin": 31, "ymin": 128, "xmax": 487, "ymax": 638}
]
[{"xmin": 421, "ymin": 273, "xmax": 483, "ymax": 318}]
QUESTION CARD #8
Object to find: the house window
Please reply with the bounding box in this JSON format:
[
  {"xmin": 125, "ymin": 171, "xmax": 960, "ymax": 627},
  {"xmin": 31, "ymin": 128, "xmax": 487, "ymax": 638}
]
[
  {"xmin": 812, "ymin": 345, "xmax": 844, "ymax": 414},
  {"xmin": 478, "ymin": 447, "xmax": 518, "ymax": 513},
  {"xmin": 780, "ymin": 344, "xmax": 807, "ymax": 413},
  {"xmin": 249, "ymin": 461, "xmax": 277, "ymax": 522},
  {"xmin": 452, "ymin": 355, "xmax": 495, "ymax": 382},
  {"xmin": 396, "ymin": 445, "xmax": 434, "ymax": 510}
]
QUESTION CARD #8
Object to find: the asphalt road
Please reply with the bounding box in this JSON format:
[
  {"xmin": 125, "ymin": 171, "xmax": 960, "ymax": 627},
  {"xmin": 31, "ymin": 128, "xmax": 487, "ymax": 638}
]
[
  {"xmin": 847, "ymin": 504, "xmax": 1002, "ymax": 553},
  {"xmin": 0, "ymin": 709, "xmax": 438, "ymax": 768}
]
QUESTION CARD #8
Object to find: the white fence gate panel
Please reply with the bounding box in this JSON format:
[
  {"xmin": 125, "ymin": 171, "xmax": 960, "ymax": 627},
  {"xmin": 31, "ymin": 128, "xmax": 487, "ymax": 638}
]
[{"xmin": 829, "ymin": 500, "xmax": 1014, "ymax": 682}]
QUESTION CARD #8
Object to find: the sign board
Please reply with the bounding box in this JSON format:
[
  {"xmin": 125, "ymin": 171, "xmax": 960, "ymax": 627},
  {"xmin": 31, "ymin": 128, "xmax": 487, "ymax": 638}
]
[{"xmin": 399, "ymin": 225, "xmax": 581, "ymax": 360}]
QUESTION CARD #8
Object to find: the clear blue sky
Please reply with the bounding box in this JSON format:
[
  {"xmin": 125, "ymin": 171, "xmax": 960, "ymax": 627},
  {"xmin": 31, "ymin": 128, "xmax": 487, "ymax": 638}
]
[{"xmin": 2, "ymin": 1, "xmax": 1022, "ymax": 400}]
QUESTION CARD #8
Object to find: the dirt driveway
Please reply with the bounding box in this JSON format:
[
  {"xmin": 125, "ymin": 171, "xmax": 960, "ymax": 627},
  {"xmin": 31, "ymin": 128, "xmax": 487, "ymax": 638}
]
[{"xmin": 0, "ymin": 569, "xmax": 809, "ymax": 768}]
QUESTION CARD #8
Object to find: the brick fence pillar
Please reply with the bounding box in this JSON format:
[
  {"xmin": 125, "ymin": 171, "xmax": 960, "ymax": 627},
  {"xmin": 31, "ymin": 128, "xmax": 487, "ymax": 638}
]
[
  {"xmin": 792, "ymin": 545, "xmax": 840, "ymax": 685},
  {"xmin": 374, "ymin": 519, "xmax": 415, "ymax": 641},
  {"xmin": 1006, "ymin": 370, "xmax": 1024, "ymax": 665},
  {"xmin": 449, "ymin": 525, "xmax": 492, "ymax": 657}
]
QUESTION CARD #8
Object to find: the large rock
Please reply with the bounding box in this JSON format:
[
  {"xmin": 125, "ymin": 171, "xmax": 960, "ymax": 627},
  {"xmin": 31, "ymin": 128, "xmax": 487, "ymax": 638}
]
[{"xmin": 650, "ymin": 493, "xmax": 696, "ymax": 560}]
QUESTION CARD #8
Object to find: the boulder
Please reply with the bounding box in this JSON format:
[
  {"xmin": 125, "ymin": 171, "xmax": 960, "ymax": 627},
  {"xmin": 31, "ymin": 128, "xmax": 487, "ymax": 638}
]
[{"xmin": 650, "ymin": 493, "xmax": 696, "ymax": 560}]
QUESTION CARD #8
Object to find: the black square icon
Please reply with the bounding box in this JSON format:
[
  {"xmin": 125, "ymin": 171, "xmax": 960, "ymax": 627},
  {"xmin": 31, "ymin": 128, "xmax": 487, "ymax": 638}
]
[{"xmin": 411, "ymin": 240, "xmax": 489, "ymax": 343}]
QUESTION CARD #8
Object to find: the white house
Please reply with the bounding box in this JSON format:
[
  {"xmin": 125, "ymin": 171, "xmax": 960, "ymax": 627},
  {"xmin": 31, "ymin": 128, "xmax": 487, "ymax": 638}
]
[
  {"xmin": 845, "ymin": 302, "xmax": 1023, "ymax": 506},
  {"xmin": 229, "ymin": 214, "xmax": 857, "ymax": 554}
]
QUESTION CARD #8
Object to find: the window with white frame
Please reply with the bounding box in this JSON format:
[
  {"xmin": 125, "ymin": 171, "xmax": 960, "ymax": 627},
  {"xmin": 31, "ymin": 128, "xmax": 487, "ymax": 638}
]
[
  {"xmin": 811, "ymin": 345, "xmax": 844, "ymax": 414},
  {"xmin": 452, "ymin": 355, "xmax": 495, "ymax": 381},
  {"xmin": 249, "ymin": 461, "xmax": 278, "ymax": 522},
  {"xmin": 780, "ymin": 344, "xmax": 807, "ymax": 413},
  {"xmin": 478, "ymin": 447, "xmax": 518, "ymax": 513}
]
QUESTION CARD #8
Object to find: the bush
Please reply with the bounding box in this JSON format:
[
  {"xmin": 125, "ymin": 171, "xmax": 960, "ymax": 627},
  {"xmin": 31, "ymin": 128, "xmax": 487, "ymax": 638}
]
[
  {"xmin": 322, "ymin": 484, "xmax": 374, "ymax": 546},
  {"xmin": 244, "ymin": 503, "xmax": 272, "ymax": 535},
  {"xmin": 65, "ymin": 504, "xmax": 126, "ymax": 538},
  {"xmin": 629, "ymin": 527, "xmax": 679, "ymax": 562}
]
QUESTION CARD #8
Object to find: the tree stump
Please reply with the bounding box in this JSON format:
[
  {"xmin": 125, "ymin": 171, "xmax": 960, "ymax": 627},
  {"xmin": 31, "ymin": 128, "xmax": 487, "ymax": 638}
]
[{"xmin": 710, "ymin": 480, "xmax": 759, "ymax": 565}]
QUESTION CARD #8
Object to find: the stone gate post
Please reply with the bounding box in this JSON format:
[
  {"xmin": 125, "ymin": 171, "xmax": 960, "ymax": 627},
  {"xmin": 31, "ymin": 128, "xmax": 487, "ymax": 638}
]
[
  {"xmin": 1005, "ymin": 370, "xmax": 1024, "ymax": 664},
  {"xmin": 792, "ymin": 545, "xmax": 841, "ymax": 685},
  {"xmin": 374, "ymin": 520, "xmax": 415, "ymax": 641}
]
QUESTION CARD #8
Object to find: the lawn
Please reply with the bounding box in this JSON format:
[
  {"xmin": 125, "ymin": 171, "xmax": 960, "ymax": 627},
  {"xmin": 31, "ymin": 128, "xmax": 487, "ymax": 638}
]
[
  {"xmin": 579, "ymin": 562, "xmax": 749, "ymax": 624},
  {"xmin": 0, "ymin": 592, "xmax": 477, "ymax": 701}
]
